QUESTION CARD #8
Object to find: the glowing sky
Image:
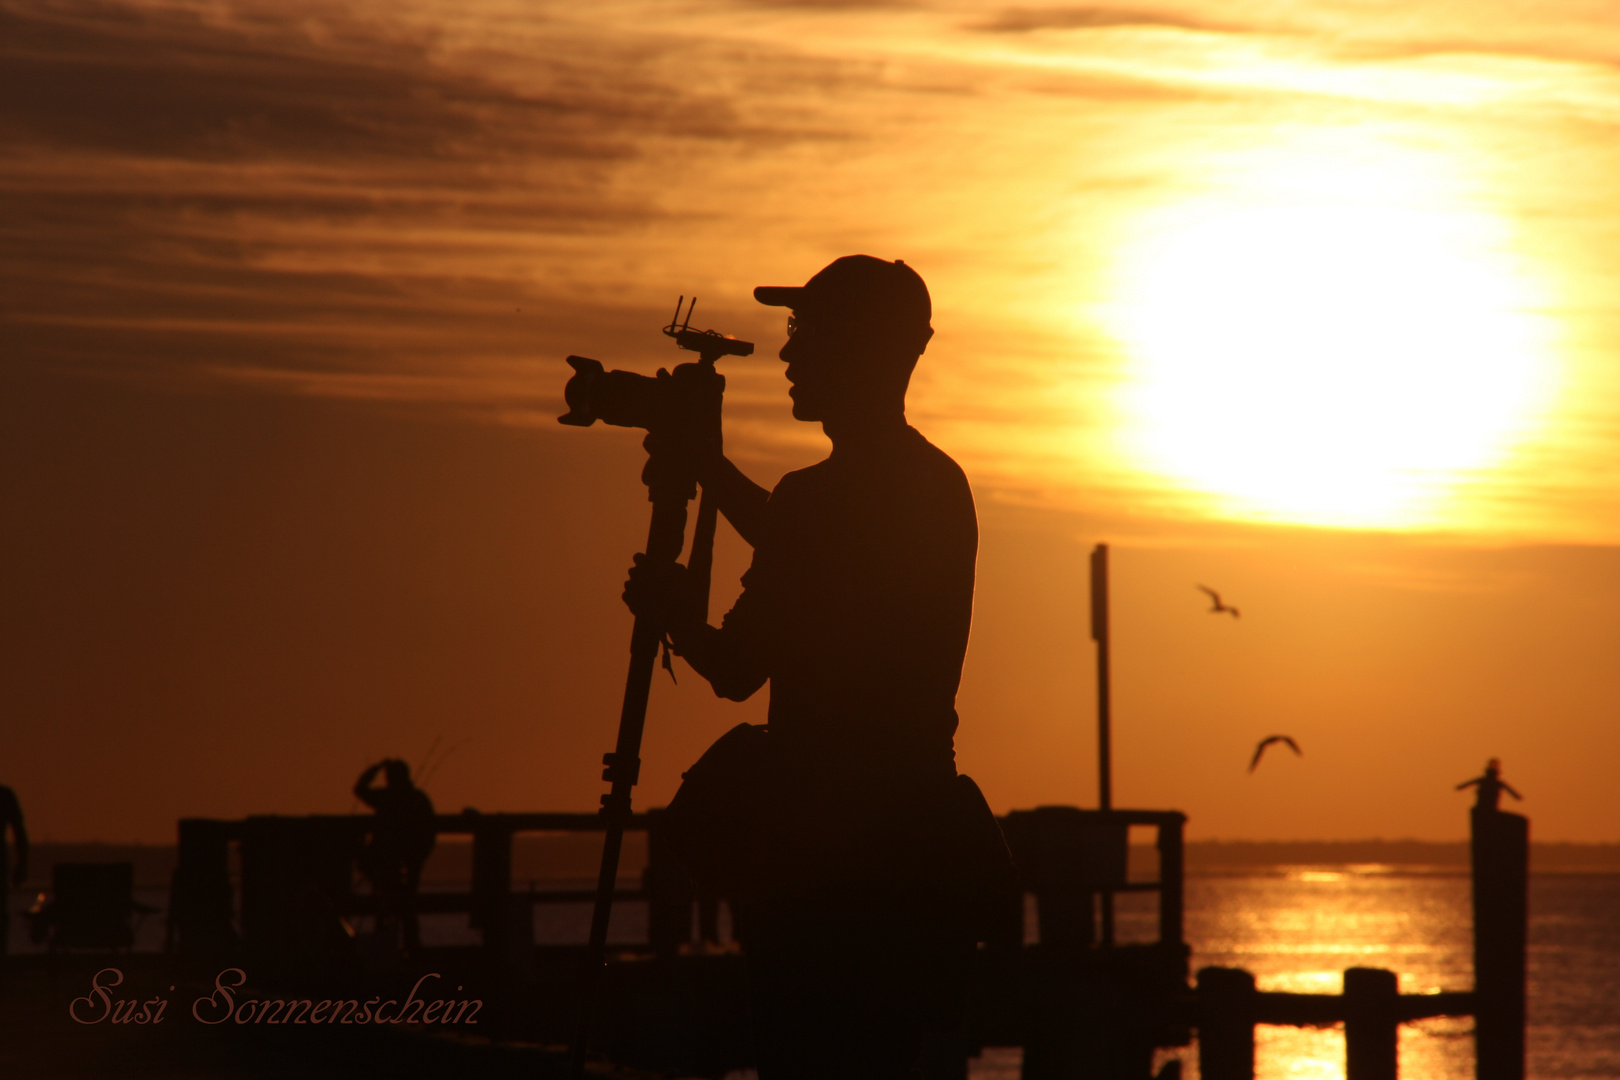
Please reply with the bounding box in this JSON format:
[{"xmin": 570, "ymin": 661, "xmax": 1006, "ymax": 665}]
[{"xmin": 4, "ymin": 0, "xmax": 1620, "ymax": 841}]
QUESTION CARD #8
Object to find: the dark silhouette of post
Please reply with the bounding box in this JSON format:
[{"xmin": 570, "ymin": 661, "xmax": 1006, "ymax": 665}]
[
  {"xmin": 167, "ymin": 818, "xmax": 236, "ymax": 959},
  {"xmin": 470, "ymin": 817, "xmax": 514, "ymax": 959},
  {"xmin": 1158, "ymin": 816, "xmax": 1184, "ymax": 947},
  {"xmin": 1091, "ymin": 543, "xmax": 1112, "ymax": 812},
  {"xmin": 1197, "ymin": 966, "xmax": 1256, "ymax": 1080},
  {"xmin": 1472, "ymin": 806, "xmax": 1528, "ymax": 1080},
  {"xmin": 1343, "ymin": 967, "xmax": 1398, "ymax": 1080},
  {"xmin": 1089, "ymin": 543, "xmax": 1117, "ymax": 944}
]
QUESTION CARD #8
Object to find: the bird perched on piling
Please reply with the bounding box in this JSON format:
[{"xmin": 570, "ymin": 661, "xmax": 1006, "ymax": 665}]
[
  {"xmin": 1456, "ymin": 758, "xmax": 1522, "ymax": 811},
  {"xmin": 1249, "ymin": 735, "xmax": 1302, "ymax": 772},
  {"xmin": 1197, "ymin": 584, "xmax": 1240, "ymax": 619}
]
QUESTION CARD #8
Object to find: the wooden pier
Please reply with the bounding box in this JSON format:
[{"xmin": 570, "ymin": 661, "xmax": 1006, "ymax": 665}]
[{"xmin": 165, "ymin": 804, "xmax": 1526, "ymax": 1079}]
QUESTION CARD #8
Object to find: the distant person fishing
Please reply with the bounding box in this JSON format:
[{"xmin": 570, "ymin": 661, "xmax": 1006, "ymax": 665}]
[
  {"xmin": 353, "ymin": 758, "xmax": 436, "ymax": 955},
  {"xmin": 0, "ymin": 784, "xmax": 27, "ymax": 958}
]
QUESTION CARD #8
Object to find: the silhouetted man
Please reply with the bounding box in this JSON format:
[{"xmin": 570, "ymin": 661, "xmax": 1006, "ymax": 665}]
[
  {"xmin": 0, "ymin": 785, "xmax": 27, "ymax": 957},
  {"xmin": 626, "ymin": 256, "xmax": 983, "ymax": 1079},
  {"xmin": 353, "ymin": 759, "xmax": 436, "ymax": 954},
  {"xmin": 1457, "ymin": 758, "xmax": 1522, "ymax": 812}
]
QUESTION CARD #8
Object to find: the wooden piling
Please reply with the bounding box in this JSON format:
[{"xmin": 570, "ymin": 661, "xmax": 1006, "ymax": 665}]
[
  {"xmin": 471, "ymin": 819, "xmax": 514, "ymax": 957},
  {"xmin": 1158, "ymin": 818, "xmax": 1184, "ymax": 948},
  {"xmin": 1472, "ymin": 808, "xmax": 1528, "ymax": 1080},
  {"xmin": 1197, "ymin": 967, "xmax": 1256, "ymax": 1080},
  {"xmin": 1343, "ymin": 967, "xmax": 1398, "ymax": 1080},
  {"xmin": 1091, "ymin": 543, "xmax": 1112, "ymax": 813},
  {"xmin": 168, "ymin": 818, "xmax": 237, "ymax": 959}
]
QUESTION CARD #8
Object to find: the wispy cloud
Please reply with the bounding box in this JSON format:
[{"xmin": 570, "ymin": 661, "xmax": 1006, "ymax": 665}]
[
  {"xmin": 968, "ymin": 5, "xmax": 1243, "ymax": 35},
  {"xmin": 6, "ymin": 0, "xmax": 1619, "ymax": 541},
  {"xmin": 0, "ymin": 1, "xmax": 757, "ymax": 163},
  {"xmin": 0, "ymin": 0, "xmax": 833, "ymax": 404}
]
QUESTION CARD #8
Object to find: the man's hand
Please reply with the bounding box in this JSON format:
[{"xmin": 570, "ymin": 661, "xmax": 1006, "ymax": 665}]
[
  {"xmin": 644, "ymin": 427, "xmax": 721, "ymax": 488},
  {"xmin": 643, "ymin": 362, "xmax": 724, "ymax": 485},
  {"xmin": 623, "ymin": 553, "xmax": 692, "ymax": 633}
]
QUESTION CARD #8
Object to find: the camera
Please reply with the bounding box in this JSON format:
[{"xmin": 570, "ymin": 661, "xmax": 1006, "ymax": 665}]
[
  {"xmin": 557, "ymin": 297, "xmax": 753, "ymax": 431},
  {"xmin": 558, "ymin": 356, "xmax": 675, "ymax": 430}
]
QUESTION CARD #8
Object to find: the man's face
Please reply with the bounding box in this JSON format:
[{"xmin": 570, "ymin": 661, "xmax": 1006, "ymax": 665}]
[{"xmin": 778, "ymin": 309, "xmax": 867, "ymax": 423}]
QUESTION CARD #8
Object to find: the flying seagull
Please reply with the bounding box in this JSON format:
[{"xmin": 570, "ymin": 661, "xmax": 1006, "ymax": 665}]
[
  {"xmin": 1249, "ymin": 735, "xmax": 1302, "ymax": 772},
  {"xmin": 1197, "ymin": 584, "xmax": 1240, "ymax": 618}
]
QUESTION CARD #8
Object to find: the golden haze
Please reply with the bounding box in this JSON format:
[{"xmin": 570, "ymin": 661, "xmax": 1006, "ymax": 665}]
[{"xmin": 2, "ymin": 0, "xmax": 1619, "ymax": 842}]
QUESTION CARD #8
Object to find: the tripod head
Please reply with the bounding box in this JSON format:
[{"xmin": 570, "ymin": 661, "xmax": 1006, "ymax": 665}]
[{"xmin": 662, "ymin": 296, "xmax": 755, "ymax": 363}]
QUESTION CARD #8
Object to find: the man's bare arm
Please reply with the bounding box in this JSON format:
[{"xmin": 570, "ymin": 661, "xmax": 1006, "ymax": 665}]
[
  {"xmin": 667, "ymin": 621, "xmax": 768, "ymax": 702},
  {"xmin": 354, "ymin": 762, "xmax": 385, "ymax": 806},
  {"xmin": 699, "ymin": 456, "xmax": 769, "ymax": 548},
  {"xmin": 623, "ymin": 558, "xmax": 769, "ymax": 701}
]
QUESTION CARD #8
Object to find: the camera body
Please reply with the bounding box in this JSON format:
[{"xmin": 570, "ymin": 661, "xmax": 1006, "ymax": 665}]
[
  {"xmin": 558, "ymin": 299, "xmax": 753, "ymax": 432},
  {"xmin": 558, "ymin": 355, "xmax": 722, "ymax": 432}
]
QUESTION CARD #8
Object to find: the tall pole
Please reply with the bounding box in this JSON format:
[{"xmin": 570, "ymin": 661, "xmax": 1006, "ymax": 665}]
[{"xmin": 1090, "ymin": 543, "xmax": 1112, "ymax": 811}]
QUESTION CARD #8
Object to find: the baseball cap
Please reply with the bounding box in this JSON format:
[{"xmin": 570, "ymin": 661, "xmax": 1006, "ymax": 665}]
[{"xmin": 754, "ymin": 255, "xmax": 931, "ymax": 338}]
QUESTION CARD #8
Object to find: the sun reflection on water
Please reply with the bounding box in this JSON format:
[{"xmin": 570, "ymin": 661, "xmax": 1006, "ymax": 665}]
[{"xmin": 1183, "ymin": 871, "xmax": 1475, "ymax": 1080}]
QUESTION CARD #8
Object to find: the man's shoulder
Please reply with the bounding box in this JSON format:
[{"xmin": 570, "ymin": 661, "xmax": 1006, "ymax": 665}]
[
  {"xmin": 767, "ymin": 458, "xmax": 835, "ymax": 504},
  {"xmin": 765, "ymin": 429, "xmax": 974, "ymax": 516},
  {"xmin": 906, "ymin": 427, "xmax": 971, "ymax": 488}
]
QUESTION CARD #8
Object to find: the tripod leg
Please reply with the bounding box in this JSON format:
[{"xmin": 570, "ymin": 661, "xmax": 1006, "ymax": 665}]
[
  {"xmin": 686, "ymin": 490, "xmax": 718, "ymax": 624},
  {"xmin": 571, "ymin": 492, "xmax": 690, "ymax": 1075}
]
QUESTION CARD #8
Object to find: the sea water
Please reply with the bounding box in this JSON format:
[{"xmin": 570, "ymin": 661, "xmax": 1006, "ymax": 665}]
[{"xmin": 1124, "ymin": 871, "xmax": 1620, "ymax": 1080}]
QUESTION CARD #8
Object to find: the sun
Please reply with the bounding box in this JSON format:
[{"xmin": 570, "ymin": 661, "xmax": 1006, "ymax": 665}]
[{"xmin": 1103, "ymin": 134, "xmax": 1558, "ymax": 530}]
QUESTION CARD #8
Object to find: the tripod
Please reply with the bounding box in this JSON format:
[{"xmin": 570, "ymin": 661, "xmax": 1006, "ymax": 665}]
[{"xmin": 569, "ymin": 354, "xmax": 726, "ymax": 1076}]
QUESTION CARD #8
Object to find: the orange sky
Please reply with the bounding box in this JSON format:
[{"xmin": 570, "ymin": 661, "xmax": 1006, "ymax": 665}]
[{"xmin": 4, "ymin": 0, "xmax": 1619, "ymax": 842}]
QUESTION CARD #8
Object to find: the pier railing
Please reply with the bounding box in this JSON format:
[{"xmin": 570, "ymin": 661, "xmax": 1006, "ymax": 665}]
[
  {"xmin": 169, "ymin": 811, "xmax": 656, "ymax": 964},
  {"xmin": 166, "ymin": 804, "xmax": 1525, "ymax": 1080},
  {"xmin": 171, "ymin": 805, "xmax": 1192, "ymax": 961},
  {"xmin": 999, "ymin": 806, "xmax": 1185, "ymax": 949}
]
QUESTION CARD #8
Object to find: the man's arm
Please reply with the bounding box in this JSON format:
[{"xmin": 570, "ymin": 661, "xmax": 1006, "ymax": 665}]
[
  {"xmin": 667, "ymin": 607, "xmax": 769, "ymax": 702},
  {"xmin": 651, "ymin": 408, "xmax": 769, "ymax": 549},
  {"xmin": 354, "ymin": 762, "xmax": 385, "ymax": 809},
  {"xmin": 623, "ymin": 557, "xmax": 770, "ymax": 702},
  {"xmin": 699, "ymin": 456, "xmax": 769, "ymax": 548}
]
